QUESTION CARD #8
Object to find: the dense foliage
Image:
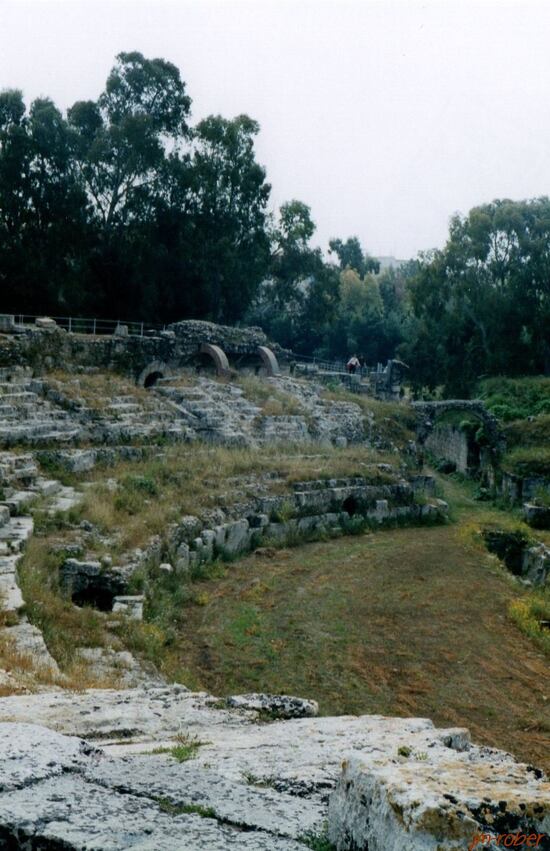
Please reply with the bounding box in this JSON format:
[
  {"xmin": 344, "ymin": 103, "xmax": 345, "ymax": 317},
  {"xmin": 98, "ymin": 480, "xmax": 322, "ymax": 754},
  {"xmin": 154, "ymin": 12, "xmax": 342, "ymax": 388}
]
[
  {"xmin": 0, "ymin": 52, "xmax": 270, "ymax": 322},
  {"xmin": 402, "ymin": 200, "xmax": 550, "ymax": 394},
  {"xmin": 0, "ymin": 53, "xmax": 548, "ymax": 391}
]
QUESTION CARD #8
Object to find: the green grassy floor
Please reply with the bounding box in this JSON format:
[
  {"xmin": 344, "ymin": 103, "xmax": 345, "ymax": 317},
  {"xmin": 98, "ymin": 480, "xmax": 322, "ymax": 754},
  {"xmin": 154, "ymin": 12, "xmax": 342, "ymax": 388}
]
[{"xmin": 170, "ymin": 476, "xmax": 550, "ymax": 771}]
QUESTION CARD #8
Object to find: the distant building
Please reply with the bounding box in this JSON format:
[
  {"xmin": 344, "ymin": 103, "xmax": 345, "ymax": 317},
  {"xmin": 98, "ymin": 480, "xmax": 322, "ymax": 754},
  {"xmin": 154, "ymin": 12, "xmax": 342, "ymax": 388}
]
[{"xmin": 375, "ymin": 256, "xmax": 407, "ymax": 272}]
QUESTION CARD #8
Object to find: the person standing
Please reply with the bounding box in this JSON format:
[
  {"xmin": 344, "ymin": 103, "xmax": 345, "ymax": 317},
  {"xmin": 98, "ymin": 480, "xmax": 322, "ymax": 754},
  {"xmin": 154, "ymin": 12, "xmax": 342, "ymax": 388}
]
[{"xmin": 347, "ymin": 354, "xmax": 360, "ymax": 374}]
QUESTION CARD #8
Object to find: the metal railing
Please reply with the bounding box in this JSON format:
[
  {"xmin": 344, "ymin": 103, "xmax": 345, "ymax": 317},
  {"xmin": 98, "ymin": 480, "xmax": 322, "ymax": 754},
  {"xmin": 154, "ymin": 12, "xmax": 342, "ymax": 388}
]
[
  {"xmin": 12, "ymin": 314, "xmax": 167, "ymax": 337},
  {"xmin": 291, "ymin": 351, "xmax": 374, "ymax": 377}
]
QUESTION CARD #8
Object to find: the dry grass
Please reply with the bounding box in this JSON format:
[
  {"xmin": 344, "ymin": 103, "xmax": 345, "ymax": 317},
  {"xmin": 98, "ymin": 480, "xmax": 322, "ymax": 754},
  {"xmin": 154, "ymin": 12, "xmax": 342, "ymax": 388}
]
[
  {"xmin": 45, "ymin": 370, "xmax": 156, "ymax": 412},
  {"xmin": 0, "ymin": 628, "xmax": 120, "ymax": 693},
  {"xmin": 234, "ymin": 375, "xmax": 306, "ymax": 416},
  {"xmin": 17, "ymin": 538, "xmax": 108, "ymax": 665},
  {"xmin": 75, "ymin": 442, "xmax": 394, "ymax": 555}
]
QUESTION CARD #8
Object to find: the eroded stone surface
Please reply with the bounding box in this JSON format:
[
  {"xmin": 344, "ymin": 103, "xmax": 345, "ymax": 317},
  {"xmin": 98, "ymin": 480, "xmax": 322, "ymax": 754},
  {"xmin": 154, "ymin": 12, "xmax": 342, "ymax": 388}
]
[
  {"xmin": 329, "ymin": 752, "xmax": 550, "ymax": 851},
  {"xmin": 226, "ymin": 693, "xmax": 319, "ymax": 718},
  {"xmin": 0, "ymin": 687, "xmax": 548, "ymax": 850}
]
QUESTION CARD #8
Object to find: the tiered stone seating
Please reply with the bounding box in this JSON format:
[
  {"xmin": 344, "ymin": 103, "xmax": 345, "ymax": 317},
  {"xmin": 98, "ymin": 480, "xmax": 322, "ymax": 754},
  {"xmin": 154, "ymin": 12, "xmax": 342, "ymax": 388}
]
[
  {"xmin": 0, "ymin": 376, "xmax": 80, "ymax": 447},
  {"xmin": 157, "ymin": 379, "xmax": 262, "ymax": 445}
]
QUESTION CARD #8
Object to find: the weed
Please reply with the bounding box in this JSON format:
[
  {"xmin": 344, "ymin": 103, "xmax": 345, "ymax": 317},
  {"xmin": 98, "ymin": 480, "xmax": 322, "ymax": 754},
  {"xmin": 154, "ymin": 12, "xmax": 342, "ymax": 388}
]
[
  {"xmin": 242, "ymin": 771, "xmax": 278, "ymax": 788},
  {"xmin": 509, "ymin": 593, "xmax": 550, "ymax": 655},
  {"xmin": 298, "ymin": 827, "xmax": 336, "ymax": 851},
  {"xmin": 170, "ymin": 732, "xmax": 207, "ymax": 762},
  {"xmin": 155, "ymin": 798, "xmax": 216, "ymax": 818}
]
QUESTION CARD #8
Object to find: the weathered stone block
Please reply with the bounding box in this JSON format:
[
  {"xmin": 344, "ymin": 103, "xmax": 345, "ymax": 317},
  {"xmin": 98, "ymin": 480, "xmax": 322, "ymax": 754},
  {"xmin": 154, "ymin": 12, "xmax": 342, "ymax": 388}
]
[
  {"xmin": 226, "ymin": 693, "xmax": 318, "ymax": 718},
  {"xmin": 0, "ymin": 315, "xmax": 15, "ymax": 333},
  {"xmin": 35, "ymin": 316, "xmax": 57, "ymax": 329},
  {"xmin": 112, "ymin": 595, "xmax": 144, "ymax": 620}
]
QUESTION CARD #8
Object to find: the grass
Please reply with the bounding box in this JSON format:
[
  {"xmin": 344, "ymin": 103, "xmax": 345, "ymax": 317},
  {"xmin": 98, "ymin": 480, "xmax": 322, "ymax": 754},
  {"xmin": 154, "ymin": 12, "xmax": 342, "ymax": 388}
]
[
  {"xmin": 501, "ymin": 445, "xmax": 550, "ymax": 478},
  {"xmin": 50, "ymin": 442, "xmax": 395, "ymax": 557},
  {"xmin": 45, "ymin": 369, "xmax": 155, "ymax": 413},
  {"xmin": 503, "ymin": 414, "xmax": 550, "ymax": 449},
  {"xmin": 298, "ymin": 830, "xmax": 336, "ymax": 851},
  {"xmin": 234, "ymin": 374, "xmax": 306, "ymax": 416},
  {"xmin": 156, "ymin": 798, "xmax": 216, "ymax": 818},
  {"xmin": 150, "ymin": 733, "xmax": 206, "ymax": 763},
  {"xmin": 166, "ymin": 474, "xmax": 550, "ymax": 772},
  {"xmin": 509, "ymin": 592, "xmax": 550, "ymax": 655}
]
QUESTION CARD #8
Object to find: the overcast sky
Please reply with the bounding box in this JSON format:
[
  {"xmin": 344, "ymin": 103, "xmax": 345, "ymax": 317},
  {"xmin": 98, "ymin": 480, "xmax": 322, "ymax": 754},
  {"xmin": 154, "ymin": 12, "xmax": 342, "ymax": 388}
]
[{"xmin": 0, "ymin": 0, "xmax": 549, "ymax": 258}]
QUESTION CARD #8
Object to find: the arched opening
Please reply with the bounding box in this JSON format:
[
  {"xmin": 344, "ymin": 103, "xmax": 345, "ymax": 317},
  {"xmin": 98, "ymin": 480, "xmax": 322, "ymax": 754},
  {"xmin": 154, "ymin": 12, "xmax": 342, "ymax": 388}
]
[
  {"xmin": 192, "ymin": 351, "xmax": 222, "ymax": 375},
  {"xmin": 342, "ymin": 495, "xmax": 358, "ymax": 516},
  {"xmin": 198, "ymin": 343, "xmax": 231, "ymax": 376},
  {"xmin": 144, "ymin": 370, "xmax": 164, "ymax": 388},
  {"xmin": 137, "ymin": 360, "xmax": 169, "ymax": 388}
]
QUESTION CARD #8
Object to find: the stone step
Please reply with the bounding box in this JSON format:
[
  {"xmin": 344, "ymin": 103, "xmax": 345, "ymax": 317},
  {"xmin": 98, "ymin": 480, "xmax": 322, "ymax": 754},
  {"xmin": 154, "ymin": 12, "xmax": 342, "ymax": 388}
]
[
  {"xmin": 34, "ymin": 477, "xmax": 62, "ymax": 497},
  {"xmin": 2, "ymin": 620, "xmax": 59, "ymax": 673},
  {"xmin": 108, "ymin": 403, "xmax": 142, "ymax": 413},
  {"xmin": 3, "ymin": 491, "xmax": 39, "ymax": 515},
  {"xmin": 0, "ymin": 571, "xmax": 24, "ymax": 611},
  {"xmin": 46, "ymin": 486, "xmax": 81, "ymax": 514},
  {"xmin": 0, "ymin": 390, "xmax": 37, "ymax": 401},
  {"xmin": 0, "ymin": 516, "xmax": 33, "ymax": 551}
]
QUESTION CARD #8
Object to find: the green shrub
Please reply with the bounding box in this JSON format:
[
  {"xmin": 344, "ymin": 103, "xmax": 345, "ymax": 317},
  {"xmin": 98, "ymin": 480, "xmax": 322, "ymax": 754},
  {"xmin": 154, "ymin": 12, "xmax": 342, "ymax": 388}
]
[
  {"xmin": 502, "ymin": 446, "xmax": 550, "ymax": 477},
  {"xmin": 478, "ymin": 376, "xmax": 550, "ymax": 421}
]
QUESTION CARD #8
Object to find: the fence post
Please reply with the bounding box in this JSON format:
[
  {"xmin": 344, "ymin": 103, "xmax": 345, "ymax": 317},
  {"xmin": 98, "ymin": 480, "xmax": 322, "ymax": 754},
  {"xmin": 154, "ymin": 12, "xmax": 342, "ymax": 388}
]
[
  {"xmin": 68, "ymin": 317, "xmax": 72, "ymax": 333},
  {"xmin": 140, "ymin": 322, "xmax": 144, "ymax": 337},
  {"xmin": 93, "ymin": 319, "xmax": 96, "ymax": 336}
]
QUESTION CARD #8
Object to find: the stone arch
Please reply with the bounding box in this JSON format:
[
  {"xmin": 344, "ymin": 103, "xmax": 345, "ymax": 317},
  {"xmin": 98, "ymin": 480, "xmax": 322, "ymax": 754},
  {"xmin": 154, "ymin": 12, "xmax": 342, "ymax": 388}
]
[
  {"xmin": 199, "ymin": 343, "xmax": 231, "ymax": 376},
  {"xmin": 412, "ymin": 400, "xmax": 502, "ymax": 448},
  {"xmin": 137, "ymin": 360, "xmax": 167, "ymax": 388},
  {"xmin": 257, "ymin": 346, "xmax": 280, "ymax": 377}
]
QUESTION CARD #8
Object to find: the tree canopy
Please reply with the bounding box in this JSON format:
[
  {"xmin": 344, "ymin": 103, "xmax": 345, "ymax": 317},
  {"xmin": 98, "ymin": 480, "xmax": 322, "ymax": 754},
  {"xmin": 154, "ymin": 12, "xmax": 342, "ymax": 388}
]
[
  {"xmin": 401, "ymin": 199, "xmax": 550, "ymax": 395},
  {"xmin": 0, "ymin": 54, "xmax": 547, "ymax": 392}
]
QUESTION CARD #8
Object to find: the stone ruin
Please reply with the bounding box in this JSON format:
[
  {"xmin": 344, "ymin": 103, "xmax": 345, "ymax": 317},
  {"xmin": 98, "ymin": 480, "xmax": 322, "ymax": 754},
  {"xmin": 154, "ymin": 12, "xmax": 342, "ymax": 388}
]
[{"xmin": 0, "ymin": 316, "xmax": 548, "ymax": 848}]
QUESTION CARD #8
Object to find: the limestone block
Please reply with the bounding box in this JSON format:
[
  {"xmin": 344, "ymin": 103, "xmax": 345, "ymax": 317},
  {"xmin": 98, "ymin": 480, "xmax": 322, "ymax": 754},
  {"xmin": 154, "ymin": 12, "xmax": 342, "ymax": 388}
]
[
  {"xmin": 0, "ymin": 314, "xmax": 15, "ymax": 333},
  {"xmin": 59, "ymin": 558, "xmax": 129, "ymax": 607},
  {"xmin": 265, "ymin": 522, "xmax": 287, "ymax": 542},
  {"xmin": 522, "ymin": 543, "xmax": 550, "ymax": 586},
  {"xmin": 201, "ymin": 529, "xmax": 216, "ymax": 560},
  {"xmin": 226, "ymin": 693, "xmax": 319, "ymax": 719},
  {"xmin": 328, "ymin": 751, "xmax": 550, "ymax": 851},
  {"xmin": 173, "ymin": 515, "xmax": 202, "ymax": 545},
  {"xmin": 223, "ymin": 519, "xmax": 251, "ymax": 554},
  {"xmin": 112, "ymin": 595, "xmax": 144, "ymax": 620},
  {"xmin": 175, "ymin": 542, "xmax": 190, "ymax": 572},
  {"xmin": 35, "ymin": 316, "xmax": 57, "ymax": 329},
  {"xmin": 248, "ymin": 513, "xmax": 269, "ymax": 529},
  {"xmin": 3, "ymin": 622, "xmax": 60, "ymax": 673},
  {"xmin": 375, "ymin": 499, "xmax": 389, "ymax": 520}
]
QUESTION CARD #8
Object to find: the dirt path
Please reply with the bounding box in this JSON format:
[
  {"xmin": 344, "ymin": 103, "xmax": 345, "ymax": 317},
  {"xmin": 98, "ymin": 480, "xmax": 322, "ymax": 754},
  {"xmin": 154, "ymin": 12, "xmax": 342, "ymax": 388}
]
[{"xmin": 173, "ymin": 478, "xmax": 550, "ymax": 770}]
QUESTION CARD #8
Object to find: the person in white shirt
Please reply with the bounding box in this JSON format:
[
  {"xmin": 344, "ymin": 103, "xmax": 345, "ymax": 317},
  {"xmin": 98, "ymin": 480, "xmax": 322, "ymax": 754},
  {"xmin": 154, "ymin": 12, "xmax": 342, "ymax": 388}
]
[{"xmin": 346, "ymin": 355, "xmax": 360, "ymax": 374}]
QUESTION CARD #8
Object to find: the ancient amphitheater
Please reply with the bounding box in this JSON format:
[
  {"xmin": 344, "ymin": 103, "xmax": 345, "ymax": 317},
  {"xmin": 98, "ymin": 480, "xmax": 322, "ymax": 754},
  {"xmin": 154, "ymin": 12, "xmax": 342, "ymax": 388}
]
[{"xmin": 0, "ymin": 317, "xmax": 547, "ymax": 850}]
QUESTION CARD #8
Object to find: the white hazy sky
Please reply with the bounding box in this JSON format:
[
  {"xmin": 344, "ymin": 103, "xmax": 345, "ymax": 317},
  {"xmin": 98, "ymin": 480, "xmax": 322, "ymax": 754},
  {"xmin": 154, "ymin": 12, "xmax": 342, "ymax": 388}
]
[{"xmin": 0, "ymin": 0, "xmax": 549, "ymax": 258}]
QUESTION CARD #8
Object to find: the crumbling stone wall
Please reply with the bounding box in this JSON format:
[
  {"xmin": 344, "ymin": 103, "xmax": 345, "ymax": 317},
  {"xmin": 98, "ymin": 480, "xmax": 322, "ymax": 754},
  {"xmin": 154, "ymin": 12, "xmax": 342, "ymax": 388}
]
[
  {"xmin": 425, "ymin": 423, "xmax": 471, "ymax": 473},
  {"xmin": 0, "ymin": 320, "xmax": 284, "ymax": 383}
]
